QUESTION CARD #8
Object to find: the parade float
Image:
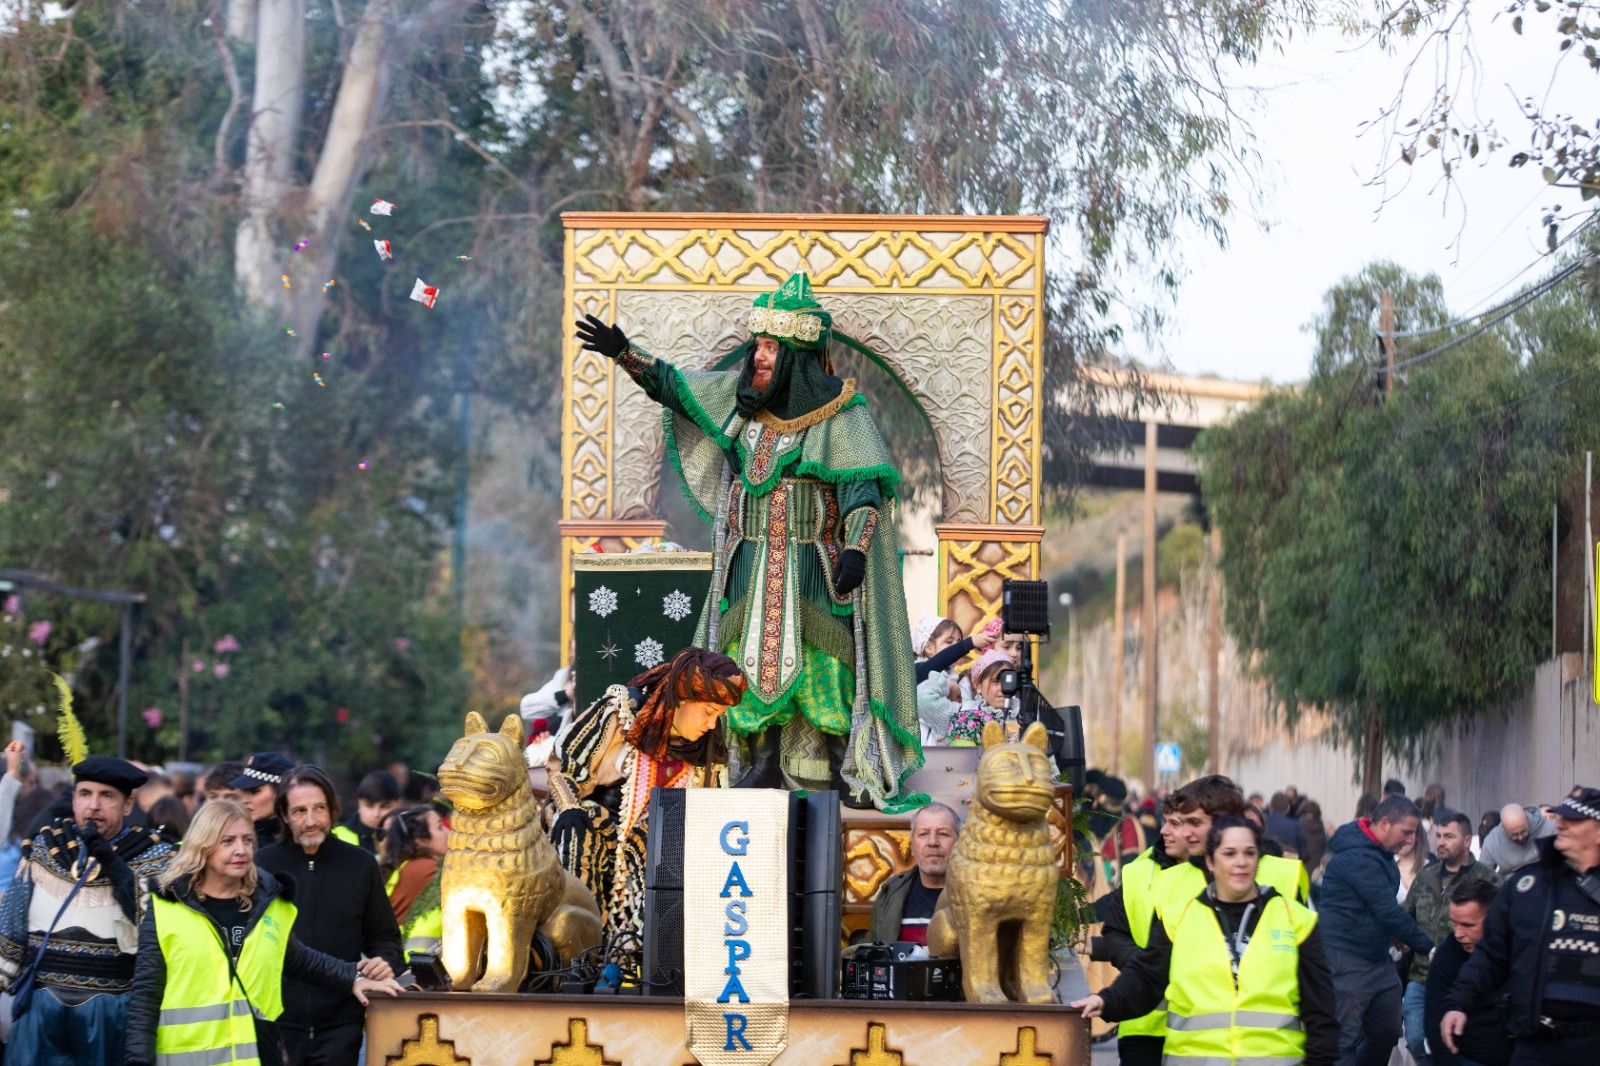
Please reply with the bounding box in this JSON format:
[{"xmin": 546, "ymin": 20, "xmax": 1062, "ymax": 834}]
[{"xmin": 364, "ymin": 212, "xmax": 1089, "ymax": 1066}]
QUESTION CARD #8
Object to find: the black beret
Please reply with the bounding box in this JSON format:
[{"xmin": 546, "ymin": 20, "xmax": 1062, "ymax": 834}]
[
  {"xmin": 72, "ymin": 756, "xmax": 149, "ymax": 797},
  {"xmin": 229, "ymin": 751, "xmax": 295, "ymax": 790}
]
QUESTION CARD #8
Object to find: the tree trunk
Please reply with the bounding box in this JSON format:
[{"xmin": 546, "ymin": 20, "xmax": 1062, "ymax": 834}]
[
  {"xmin": 1361, "ymin": 702, "xmax": 1384, "ymax": 797},
  {"xmin": 235, "ymin": 0, "xmax": 305, "ymax": 310},
  {"xmin": 225, "ymin": 0, "xmax": 257, "ymax": 43}
]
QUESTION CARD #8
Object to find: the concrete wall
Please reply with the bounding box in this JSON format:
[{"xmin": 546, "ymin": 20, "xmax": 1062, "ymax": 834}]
[{"xmin": 1226, "ymin": 655, "xmax": 1600, "ymax": 825}]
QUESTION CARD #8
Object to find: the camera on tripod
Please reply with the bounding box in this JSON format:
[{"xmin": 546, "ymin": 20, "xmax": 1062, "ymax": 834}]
[{"xmin": 997, "ymin": 578, "xmax": 1085, "ymax": 792}]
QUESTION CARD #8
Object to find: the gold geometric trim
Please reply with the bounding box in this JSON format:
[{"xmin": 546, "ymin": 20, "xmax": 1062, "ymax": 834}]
[
  {"xmin": 999, "ymin": 1025, "xmax": 1052, "ymax": 1066},
  {"xmin": 384, "ymin": 1013, "xmax": 471, "ymax": 1066},
  {"xmin": 535, "ymin": 1018, "xmax": 621, "ymax": 1066},
  {"xmin": 563, "ymin": 211, "xmax": 1049, "ymax": 233},
  {"xmin": 839, "ymin": 1021, "xmax": 906, "ymax": 1066}
]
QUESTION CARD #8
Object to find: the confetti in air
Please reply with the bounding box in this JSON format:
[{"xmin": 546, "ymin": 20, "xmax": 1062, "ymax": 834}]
[
  {"xmin": 321, "ymin": 352, "xmax": 331, "ymax": 362},
  {"xmin": 374, "ymin": 239, "xmax": 393, "ymax": 261},
  {"xmin": 409, "ymin": 278, "xmax": 439, "ymax": 309},
  {"xmin": 357, "ymin": 217, "xmax": 372, "ymax": 231},
  {"xmin": 322, "ymin": 279, "xmax": 336, "ymax": 293},
  {"xmin": 313, "ymin": 373, "xmax": 326, "ymax": 388},
  {"xmin": 280, "ymin": 274, "xmax": 291, "ymax": 289},
  {"xmin": 356, "ymin": 459, "xmax": 371, "ymax": 471},
  {"xmin": 284, "ymin": 326, "xmax": 298, "ymax": 337},
  {"xmin": 292, "ymin": 239, "xmax": 309, "ymax": 252},
  {"xmin": 272, "ymin": 402, "xmax": 284, "ymax": 411},
  {"xmin": 370, "ymin": 199, "xmax": 396, "ymax": 216},
  {"xmin": 455, "ymin": 256, "xmax": 473, "ymax": 262}
]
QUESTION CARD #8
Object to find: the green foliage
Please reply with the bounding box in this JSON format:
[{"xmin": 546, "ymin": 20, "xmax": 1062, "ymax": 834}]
[
  {"xmin": 1158, "ymin": 522, "xmax": 1207, "ymax": 588},
  {"xmin": 0, "ymin": 2, "xmax": 483, "ymax": 767},
  {"xmin": 1197, "ymin": 260, "xmax": 1600, "ymax": 758}
]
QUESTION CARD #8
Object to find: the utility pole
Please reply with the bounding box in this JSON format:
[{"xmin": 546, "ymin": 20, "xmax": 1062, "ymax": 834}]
[
  {"xmin": 1360, "ymin": 291, "xmax": 1401, "ymax": 796},
  {"xmin": 1142, "ymin": 420, "xmax": 1159, "ymax": 789},
  {"xmin": 1112, "ymin": 532, "xmax": 1127, "ymax": 774},
  {"xmin": 1207, "ymin": 525, "xmax": 1222, "ymax": 774}
]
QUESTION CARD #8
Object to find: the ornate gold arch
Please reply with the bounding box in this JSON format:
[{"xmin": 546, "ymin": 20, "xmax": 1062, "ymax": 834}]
[{"xmin": 559, "ymin": 213, "xmax": 1048, "ymax": 653}]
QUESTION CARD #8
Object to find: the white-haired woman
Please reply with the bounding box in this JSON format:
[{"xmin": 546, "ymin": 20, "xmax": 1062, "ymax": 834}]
[{"xmin": 126, "ymin": 799, "xmax": 401, "ymax": 1066}]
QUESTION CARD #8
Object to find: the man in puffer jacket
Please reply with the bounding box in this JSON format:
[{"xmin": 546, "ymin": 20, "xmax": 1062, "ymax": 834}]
[{"xmin": 1320, "ymin": 793, "xmax": 1435, "ymax": 1066}]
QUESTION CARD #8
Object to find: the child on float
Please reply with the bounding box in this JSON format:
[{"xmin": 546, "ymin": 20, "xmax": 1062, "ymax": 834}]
[{"xmin": 910, "ymin": 616, "xmax": 999, "ymax": 743}]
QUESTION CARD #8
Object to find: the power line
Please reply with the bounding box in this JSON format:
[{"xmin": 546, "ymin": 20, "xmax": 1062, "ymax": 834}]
[
  {"xmin": 1377, "ymin": 218, "xmax": 1595, "ymax": 343},
  {"xmin": 1376, "ymin": 259, "xmax": 1586, "ymax": 377}
]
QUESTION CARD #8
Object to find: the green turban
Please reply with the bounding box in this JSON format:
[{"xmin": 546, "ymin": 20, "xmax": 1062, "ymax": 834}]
[{"xmin": 749, "ymin": 272, "xmax": 832, "ymax": 351}]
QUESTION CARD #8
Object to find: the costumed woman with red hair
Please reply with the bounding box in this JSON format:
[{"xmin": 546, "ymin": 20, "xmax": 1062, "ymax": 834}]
[{"xmin": 546, "ymin": 647, "xmax": 746, "ymax": 957}]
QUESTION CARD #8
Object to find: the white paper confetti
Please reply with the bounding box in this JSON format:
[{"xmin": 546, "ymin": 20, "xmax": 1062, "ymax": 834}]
[
  {"xmin": 370, "ymin": 199, "xmax": 396, "ymax": 216},
  {"xmin": 409, "ymin": 278, "xmax": 439, "ymax": 309}
]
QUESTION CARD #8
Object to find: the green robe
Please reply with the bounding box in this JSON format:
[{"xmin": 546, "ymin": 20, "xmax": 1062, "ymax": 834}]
[{"xmin": 621, "ymin": 350, "xmax": 925, "ymax": 812}]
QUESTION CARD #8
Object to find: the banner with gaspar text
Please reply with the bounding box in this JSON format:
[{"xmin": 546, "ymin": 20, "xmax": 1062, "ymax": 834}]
[{"xmin": 683, "ymin": 789, "xmax": 789, "ymax": 1066}]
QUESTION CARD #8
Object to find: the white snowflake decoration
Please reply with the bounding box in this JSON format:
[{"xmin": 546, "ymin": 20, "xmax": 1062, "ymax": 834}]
[
  {"xmin": 634, "ymin": 637, "xmax": 665, "ymax": 669},
  {"xmin": 588, "ymin": 585, "xmax": 619, "ymax": 618},
  {"xmin": 662, "ymin": 589, "xmax": 694, "ymax": 623}
]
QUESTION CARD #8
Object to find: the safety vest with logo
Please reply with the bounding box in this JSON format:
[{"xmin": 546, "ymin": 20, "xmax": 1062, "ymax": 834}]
[
  {"xmin": 1119, "ymin": 849, "xmax": 1169, "ymax": 1039},
  {"xmin": 151, "ymin": 894, "xmax": 295, "ymax": 1066},
  {"xmin": 1156, "ymin": 857, "xmax": 1309, "ymax": 922},
  {"xmin": 1161, "ymin": 891, "xmax": 1317, "ymax": 1065}
]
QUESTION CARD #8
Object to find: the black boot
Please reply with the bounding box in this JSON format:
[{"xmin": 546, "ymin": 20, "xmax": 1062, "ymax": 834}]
[
  {"xmin": 733, "ymin": 728, "xmax": 783, "ymax": 788},
  {"xmin": 826, "ymin": 733, "xmax": 874, "ymax": 809}
]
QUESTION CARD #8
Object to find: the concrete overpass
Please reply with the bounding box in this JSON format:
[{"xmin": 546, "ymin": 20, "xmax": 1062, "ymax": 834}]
[
  {"xmin": 1078, "ymin": 367, "xmax": 1274, "ymax": 496},
  {"xmin": 1071, "ymin": 366, "xmax": 1276, "ymax": 786}
]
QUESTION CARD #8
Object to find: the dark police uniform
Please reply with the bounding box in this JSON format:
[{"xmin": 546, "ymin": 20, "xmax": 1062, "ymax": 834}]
[{"xmin": 1445, "ymin": 787, "xmax": 1600, "ymax": 1066}]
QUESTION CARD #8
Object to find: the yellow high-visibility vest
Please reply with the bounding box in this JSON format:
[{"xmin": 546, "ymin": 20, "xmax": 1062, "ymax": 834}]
[
  {"xmin": 151, "ymin": 893, "xmax": 296, "ymax": 1066},
  {"xmin": 1161, "ymin": 891, "xmax": 1317, "ymax": 1064},
  {"xmin": 1259, "ymin": 854, "xmax": 1311, "ymax": 906},
  {"xmin": 1157, "ymin": 856, "xmax": 1310, "ymax": 922},
  {"xmin": 386, "ymin": 863, "xmax": 442, "ymax": 961},
  {"xmin": 1118, "ymin": 848, "xmax": 1169, "ymax": 1039}
]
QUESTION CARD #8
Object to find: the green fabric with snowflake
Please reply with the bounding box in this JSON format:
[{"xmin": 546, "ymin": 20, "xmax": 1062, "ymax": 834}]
[{"xmin": 572, "ymin": 561, "xmax": 711, "ymax": 709}]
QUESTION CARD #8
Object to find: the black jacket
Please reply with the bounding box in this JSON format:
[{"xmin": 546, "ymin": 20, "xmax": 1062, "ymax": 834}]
[
  {"xmin": 1444, "ymin": 837, "xmax": 1597, "ymax": 1038},
  {"xmin": 914, "ymin": 636, "xmax": 975, "ymax": 684},
  {"xmin": 1424, "ymin": 935, "xmax": 1511, "ymax": 1066},
  {"xmin": 257, "ymin": 835, "xmax": 403, "ymax": 1032},
  {"xmin": 1097, "ymin": 886, "xmax": 1340, "ymax": 1066},
  {"xmin": 125, "ymin": 868, "xmax": 359, "ymax": 1066}
]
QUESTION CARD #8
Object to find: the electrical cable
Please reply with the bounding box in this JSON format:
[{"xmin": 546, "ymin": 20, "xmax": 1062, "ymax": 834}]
[
  {"xmin": 1376, "ymin": 214, "xmax": 1596, "ymax": 341},
  {"xmin": 1376, "ymin": 259, "xmax": 1586, "ymax": 376}
]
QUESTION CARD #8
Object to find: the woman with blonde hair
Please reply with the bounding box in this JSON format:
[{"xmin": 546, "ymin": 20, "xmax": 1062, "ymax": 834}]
[{"xmin": 125, "ymin": 800, "xmax": 402, "ymax": 1066}]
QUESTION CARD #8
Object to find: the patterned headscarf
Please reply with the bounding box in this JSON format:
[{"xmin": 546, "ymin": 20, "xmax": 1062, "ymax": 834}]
[{"xmin": 624, "ymin": 648, "xmax": 746, "ymax": 761}]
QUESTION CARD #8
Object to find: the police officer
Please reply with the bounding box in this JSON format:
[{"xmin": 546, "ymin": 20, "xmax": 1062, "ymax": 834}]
[{"xmin": 1442, "ymin": 785, "xmax": 1600, "ymax": 1065}]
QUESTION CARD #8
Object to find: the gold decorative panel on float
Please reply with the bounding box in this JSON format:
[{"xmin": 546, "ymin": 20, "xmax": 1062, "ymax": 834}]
[
  {"xmin": 369, "ymin": 996, "xmax": 1086, "ymax": 1066},
  {"xmin": 559, "ymin": 213, "xmax": 1049, "ymax": 653}
]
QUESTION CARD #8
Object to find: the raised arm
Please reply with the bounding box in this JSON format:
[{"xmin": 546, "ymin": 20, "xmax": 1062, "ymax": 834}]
[{"xmin": 574, "ymin": 314, "xmax": 691, "ymax": 417}]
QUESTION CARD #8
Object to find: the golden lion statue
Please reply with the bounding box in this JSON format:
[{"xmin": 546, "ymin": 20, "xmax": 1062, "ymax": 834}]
[
  {"xmin": 927, "ymin": 720, "xmax": 1058, "ymax": 1004},
  {"xmin": 438, "ymin": 711, "xmax": 603, "ymax": 992}
]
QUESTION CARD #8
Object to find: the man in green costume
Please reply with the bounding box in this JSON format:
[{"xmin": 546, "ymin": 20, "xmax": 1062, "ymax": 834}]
[{"xmin": 574, "ymin": 273, "xmax": 925, "ymax": 812}]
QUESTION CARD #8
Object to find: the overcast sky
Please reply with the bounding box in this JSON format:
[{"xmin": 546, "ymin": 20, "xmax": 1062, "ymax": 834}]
[{"xmin": 1144, "ymin": 11, "xmax": 1592, "ymax": 385}]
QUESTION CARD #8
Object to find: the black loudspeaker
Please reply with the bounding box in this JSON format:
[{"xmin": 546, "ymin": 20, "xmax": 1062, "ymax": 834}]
[
  {"xmin": 788, "ymin": 790, "xmax": 841, "ymax": 999},
  {"xmin": 1001, "ymin": 579, "xmax": 1052, "ymax": 636},
  {"xmin": 642, "ymin": 789, "xmax": 687, "ymax": 995},
  {"xmin": 1053, "ymin": 703, "xmax": 1087, "ymax": 795},
  {"xmin": 643, "ymin": 788, "xmax": 841, "ymax": 999}
]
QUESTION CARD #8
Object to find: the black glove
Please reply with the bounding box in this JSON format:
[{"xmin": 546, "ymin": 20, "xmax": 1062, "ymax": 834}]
[
  {"xmin": 574, "ymin": 314, "xmax": 629, "ymax": 360},
  {"xmin": 79, "ymin": 821, "xmax": 115, "ymax": 866},
  {"xmin": 834, "ymin": 549, "xmax": 867, "ymax": 595}
]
